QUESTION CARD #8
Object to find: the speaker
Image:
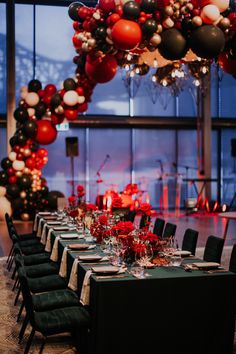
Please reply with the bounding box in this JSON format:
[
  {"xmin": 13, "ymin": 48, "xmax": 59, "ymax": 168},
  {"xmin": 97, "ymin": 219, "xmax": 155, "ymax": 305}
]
[
  {"xmin": 231, "ymin": 139, "xmax": 236, "ymax": 157},
  {"xmin": 66, "ymin": 137, "xmax": 79, "ymax": 157}
]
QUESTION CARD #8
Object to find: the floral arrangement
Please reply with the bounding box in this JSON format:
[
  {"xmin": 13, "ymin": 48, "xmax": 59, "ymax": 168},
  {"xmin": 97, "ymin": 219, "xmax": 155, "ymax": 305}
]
[{"xmin": 124, "ymin": 183, "xmax": 139, "ymax": 196}]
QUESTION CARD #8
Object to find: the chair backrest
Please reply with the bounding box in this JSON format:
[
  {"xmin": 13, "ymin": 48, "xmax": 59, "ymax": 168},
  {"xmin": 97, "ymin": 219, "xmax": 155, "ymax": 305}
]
[
  {"xmin": 229, "ymin": 244, "xmax": 236, "ymax": 273},
  {"xmin": 162, "ymin": 222, "xmax": 177, "ymax": 239},
  {"xmin": 17, "ymin": 266, "xmax": 35, "ymax": 326},
  {"xmin": 139, "ymin": 214, "xmax": 150, "ymax": 229},
  {"xmin": 153, "ymin": 218, "xmax": 165, "ymax": 238},
  {"xmin": 125, "ymin": 210, "xmax": 136, "ymax": 222},
  {"xmin": 181, "ymin": 228, "xmax": 199, "ymax": 255},
  {"xmin": 203, "ymin": 235, "xmax": 224, "ymax": 263}
]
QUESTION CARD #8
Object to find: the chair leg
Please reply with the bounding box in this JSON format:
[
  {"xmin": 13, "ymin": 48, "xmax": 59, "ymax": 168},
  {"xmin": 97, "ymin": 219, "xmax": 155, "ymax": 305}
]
[
  {"xmin": 8, "ymin": 252, "xmax": 15, "ymax": 271},
  {"xmin": 24, "ymin": 328, "xmax": 35, "ymax": 354},
  {"xmin": 17, "ymin": 300, "xmax": 25, "ymax": 322},
  {"xmin": 11, "ymin": 265, "xmax": 17, "ymax": 280},
  {"xmin": 39, "ymin": 336, "xmax": 47, "ymax": 354},
  {"xmin": 14, "ymin": 286, "xmax": 21, "ymax": 306},
  {"xmin": 12, "ymin": 274, "xmax": 18, "ymax": 291},
  {"xmin": 18, "ymin": 314, "xmax": 29, "ymax": 343},
  {"xmin": 6, "ymin": 245, "xmax": 14, "ymax": 264}
]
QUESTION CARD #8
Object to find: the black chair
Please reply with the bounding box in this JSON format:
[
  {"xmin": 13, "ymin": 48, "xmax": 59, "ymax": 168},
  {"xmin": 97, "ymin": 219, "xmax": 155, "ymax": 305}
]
[
  {"xmin": 203, "ymin": 235, "xmax": 224, "ymax": 263},
  {"xmin": 17, "ymin": 266, "xmax": 90, "ymax": 354},
  {"xmin": 229, "ymin": 244, "xmax": 236, "ymax": 273},
  {"xmin": 181, "ymin": 228, "xmax": 199, "ymax": 255},
  {"xmin": 162, "ymin": 222, "xmax": 177, "ymax": 239},
  {"xmin": 125, "ymin": 210, "xmax": 136, "ymax": 222},
  {"xmin": 139, "ymin": 214, "xmax": 150, "ymax": 229},
  {"xmin": 153, "ymin": 217, "xmax": 165, "ymax": 238}
]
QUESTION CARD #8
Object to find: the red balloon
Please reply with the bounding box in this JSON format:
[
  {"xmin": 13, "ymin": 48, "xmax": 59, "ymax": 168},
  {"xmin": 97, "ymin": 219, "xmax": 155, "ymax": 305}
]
[
  {"xmin": 64, "ymin": 108, "xmax": 78, "ymax": 121},
  {"xmin": 77, "ymin": 102, "xmax": 88, "ymax": 113},
  {"xmin": 9, "ymin": 176, "xmax": 17, "ymax": 184},
  {"xmin": 218, "ymin": 52, "xmax": 236, "ymax": 77},
  {"xmin": 50, "ymin": 114, "xmax": 64, "ymax": 125},
  {"xmin": 85, "ymin": 54, "xmax": 118, "ymax": 83},
  {"xmin": 37, "ymin": 148, "xmax": 48, "ymax": 158},
  {"xmin": 111, "ymin": 19, "xmax": 142, "ymax": 50},
  {"xmin": 35, "ymin": 120, "xmax": 57, "ymax": 145},
  {"xmin": 44, "ymin": 84, "xmax": 57, "ymax": 95},
  {"xmin": 98, "ymin": 0, "xmax": 115, "ymax": 13},
  {"xmin": 7, "ymin": 168, "xmax": 15, "ymax": 176},
  {"xmin": 25, "ymin": 157, "xmax": 36, "ymax": 169}
]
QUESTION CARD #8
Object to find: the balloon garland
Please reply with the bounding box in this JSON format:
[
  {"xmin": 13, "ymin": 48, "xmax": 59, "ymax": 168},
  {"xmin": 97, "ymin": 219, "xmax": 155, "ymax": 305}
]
[{"xmin": 1, "ymin": 0, "xmax": 236, "ymax": 220}]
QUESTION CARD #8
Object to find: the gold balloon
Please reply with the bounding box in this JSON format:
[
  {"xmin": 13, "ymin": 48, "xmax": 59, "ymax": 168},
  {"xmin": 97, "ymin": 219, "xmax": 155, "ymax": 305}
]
[
  {"xmin": 23, "ymin": 168, "xmax": 30, "ymax": 174},
  {"xmin": 15, "ymin": 171, "xmax": 22, "ymax": 177},
  {"xmin": 20, "ymin": 191, "xmax": 27, "ymax": 198},
  {"xmin": 23, "ymin": 148, "xmax": 31, "ymax": 157},
  {"xmin": 21, "ymin": 213, "xmax": 30, "ymax": 221}
]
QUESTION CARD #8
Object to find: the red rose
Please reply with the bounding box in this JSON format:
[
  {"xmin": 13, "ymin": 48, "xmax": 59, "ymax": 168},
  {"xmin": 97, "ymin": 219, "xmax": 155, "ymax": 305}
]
[
  {"xmin": 113, "ymin": 221, "xmax": 134, "ymax": 235},
  {"xmin": 139, "ymin": 203, "xmax": 152, "ymax": 215},
  {"xmin": 99, "ymin": 215, "xmax": 108, "ymax": 225},
  {"xmin": 112, "ymin": 196, "xmax": 122, "ymax": 208},
  {"xmin": 69, "ymin": 209, "xmax": 78, "ymax": 218},
  {"xmin": 77, "ymin": 184, "xmax": 85, "ymax": 198},
  {"xmin": 68, "ymin": 195, "xmax": 76, "ymax": 204},
  {"xmin": 85, "ymin": 203, "xmax": 97, "ymax": 212}
]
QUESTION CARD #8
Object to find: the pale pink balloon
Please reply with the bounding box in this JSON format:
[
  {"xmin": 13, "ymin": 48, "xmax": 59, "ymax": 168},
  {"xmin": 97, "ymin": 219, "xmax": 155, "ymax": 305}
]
[{"xmin": 201, "ymin": 4, "xmax": 220, "ymax": 24}]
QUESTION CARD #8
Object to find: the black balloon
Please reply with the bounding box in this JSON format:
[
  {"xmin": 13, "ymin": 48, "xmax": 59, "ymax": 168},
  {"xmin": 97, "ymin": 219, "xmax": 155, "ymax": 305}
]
[
  {"xmin": 18, "ymin": 174, "xmax": 32, "ymax": 189},
  {"xmin": 94, "ymin": 26, "xmax": 107, "ymax": 39},
  {"xmin": 9, "ymin": 136, "xmax": 18, "ymax": 147},
  {"xmin": 123, "ymin": 1, "xmax": 140, "ymax": 20},
  {"xmin": 189, "ymin": 25, "xmax": 225, "ymax": 59},
  {"xmin": 34, "ymin": 101, "xmax": 47, "ymax": 118},
  {"xmin": 68, "ymin": 2, "xmax": 84, "ymax": 21},
  {"xmin": 28, "ymin": 79, "xmax": 42, "ymax": 92},
  {"xmin": 30, "ymin": 141, "xmax": 39, "ymax": 152},
  {"xmin": 27, "ymin": 191, "xmax": 37, "ymax": 201},
  {"xmin": 1, "ymin": 158, "xmax": 12, "ymax": 170},
  {"xmin": 140, "ymin": 0, "xmax": 157, "ymax": 13},
  {"xmin": 47, "ymin": 190, "xmax": 65, "ymax": 210},
  {"xmin": 14, "ymin": 107, "xmax": 29, "ymax": 123},
  {"xmin": 23, "ymin": 120, "xmax": 38, "ymax": 138},
  {"xmin": 159, "ymin": 29, "xmax": 188, "ymax": 60},
  {"xmin": 51, "ymin": 93, "xmax": 62, "ymax": 108},
  {"xmin": 0, "ymin": 171, "xmax": 8, "ymax": 185},
  {"xmin": 7, "ymin": 184, "xmax": 21, "ymax": 198},
  {"xmin": 40, "ymin": 185, "xmax": 49, "ymax": 196},
  {"xmin": 63, "ymin": 78, "xmax": 77, "ymax": 91},
  {"xmin": 16, "ymin": 133, "xmax": 27, "ymax": 147},
  {"xmin": 142, "ymin": 19, "xmax": 157, "ymax": 36},
  {"xmin": 11, "ymin": 198, "xmax": 24, "ymax": 211},
  {"xmin": 229, "ymin": 32, "xmax": 236, "ymax": 59}
]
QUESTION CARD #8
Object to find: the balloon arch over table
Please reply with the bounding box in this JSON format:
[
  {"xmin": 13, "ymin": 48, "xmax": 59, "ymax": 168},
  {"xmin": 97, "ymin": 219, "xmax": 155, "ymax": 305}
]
[{"xmin": 0, "ymin": 0, "xmax": 236, "ymax": 220}]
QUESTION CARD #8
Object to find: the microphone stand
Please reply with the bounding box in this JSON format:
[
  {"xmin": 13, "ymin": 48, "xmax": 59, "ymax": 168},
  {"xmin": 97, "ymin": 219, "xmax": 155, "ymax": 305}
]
[
  {"xmin": 95, "ymin": 155, "xmax": 110, "ymax": 202},
  {"xmin": 156, "ymin": 160, "xmax": 164, "ymax": 214}
]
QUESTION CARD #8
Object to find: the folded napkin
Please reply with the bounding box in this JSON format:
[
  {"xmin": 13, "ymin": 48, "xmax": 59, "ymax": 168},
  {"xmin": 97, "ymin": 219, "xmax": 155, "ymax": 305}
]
[
  {"xmin": 49, "ymin": 236, "xmax": 60, "ymax": 261},
  {"xmin": 45, "ymin": 229, "xmax": 54, "ymax": 252},
  {"xmin": 33, "ymin": 215, "xmax": 38, "ymax": 232},
  {"xmin": 36, "ymin": 218, "xmax": 44, "ymax": 238},
  {"xmin": 40, "ymin": 223, "xmax": 48, "ymax": 245},
  {"xmin": 68, "ymin": 258, "xmax": 79, "ymax": 291},
  {"xmin": 80, "ymin": 270, "xmax": 93, "ymax": 306},
  {"xmin": 80, "ymin": 267, "xmax": 126, "ymax": 306},
  {"xmin": 59, "ymin": 247, "xmax": 69, "ymax": 278}
]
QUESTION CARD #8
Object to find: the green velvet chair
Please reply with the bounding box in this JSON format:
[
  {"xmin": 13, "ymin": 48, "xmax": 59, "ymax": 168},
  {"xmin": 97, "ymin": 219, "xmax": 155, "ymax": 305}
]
[
  {"xmin": 203, "ymin": 235, "xmax": 224, "ymax": 263},
  {"xmin": 229, "ymin": 244, "xmax": 236, "ymax": 273},
  {"xmin": 162, "ymin": 222, "xmax": 177, "ymax": 239},
  {"xmin": 181, "ymin": 228, "xmax": 199, "ymax": 255},
  {"xmin": 17, "ymin": 266, "xmax": 90, "ymax": 354},
  {"xmin": 153, "ymin": 217, "xmax": 165, "ymax": 238}
]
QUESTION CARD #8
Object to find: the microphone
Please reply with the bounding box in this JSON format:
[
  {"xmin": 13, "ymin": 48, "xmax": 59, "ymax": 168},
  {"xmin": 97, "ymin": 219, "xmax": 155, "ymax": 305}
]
[
  {"xmin": 173, "ymin": 162, "xmax": 177, "ymax": 168},
  {"xmin": 106, "ymin": 154, "xmax": 110, "ymax": 159}
]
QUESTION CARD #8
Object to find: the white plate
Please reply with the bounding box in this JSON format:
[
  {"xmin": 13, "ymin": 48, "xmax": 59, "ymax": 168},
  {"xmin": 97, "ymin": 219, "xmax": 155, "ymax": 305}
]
[
  {"xmin": 78, "ymin": 254, "xmax": 102, "ymax": 261},
  {"xmin": 91, "ymin": 266, "xmax": 120, "ymax": 274},
  {"xmin": 60, "ymin": 234, "xmax": 78, "ymax": 239},
  {"xmin": 173, "ymin": 250, "xmax": 191, "ymax": 257},
  {"xmin": 68, "ymin": 243, "xmax": 90, "ymax": 249},
  {"xmin": 192, "ymin": 262, "xmax": 220, "ymax": 269},
  {"xmin": 47, "ymin": 221, "xmax": 61, "ymax": 225},
  {"xmin": 38, "ymin": 212, "xmax": 51, "ymax": 215}
]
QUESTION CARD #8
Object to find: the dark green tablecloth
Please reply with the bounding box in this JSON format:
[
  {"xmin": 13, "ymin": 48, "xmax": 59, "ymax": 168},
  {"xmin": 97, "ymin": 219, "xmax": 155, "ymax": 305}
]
[{"xmin": 50, "ymin": 231, "xmax": 236, "ymax": 354}]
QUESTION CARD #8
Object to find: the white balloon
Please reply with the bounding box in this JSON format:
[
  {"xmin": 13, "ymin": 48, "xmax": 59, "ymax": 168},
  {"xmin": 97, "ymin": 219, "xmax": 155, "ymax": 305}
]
[
  {"xmin": 0, "ymin": 186, "xmax": 6, "ymax": 197},
  {"xmin": 27, "ymin": 108, "xmax": 36, "ymax": 117},
  {"xmin": 8, "ymin": 151, "xmax": 17, "ymax": 161},
  {"xmin": 12, "ymin": 160, "xmax": 25, "ymax": 171},
  {"xmin": 63, "ymin": 90, "xmax": 79, "ymax": 106},
  {"xmin": 78, "ymin": 96, "xmax": 85, "ymax": 104},
  {"xmin": 0, "ymin": 197, "xmax": 12, "ymax": 220},
  {"xmin": 209, "ymin": 0, "xmax": 229, "ymax": 12},
  {"xmin": 201, "ymin": 4, "xmax": 220, "ymax": 24},
  {"xmin": 25, "ymin": 92, "xmax": 40, "ymax": 107}
]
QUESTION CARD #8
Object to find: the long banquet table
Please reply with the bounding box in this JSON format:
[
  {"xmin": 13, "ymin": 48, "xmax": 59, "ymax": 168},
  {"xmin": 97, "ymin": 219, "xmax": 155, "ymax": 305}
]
[{"xmin": 41, "ymin": 228, "xmax": 236, "ymax": 354}]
